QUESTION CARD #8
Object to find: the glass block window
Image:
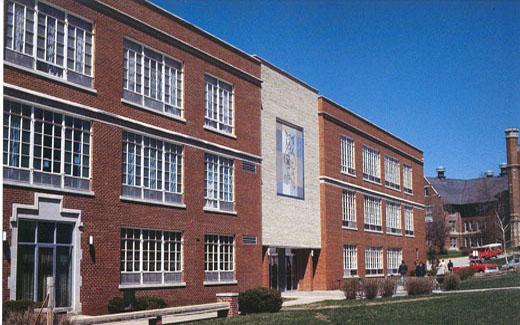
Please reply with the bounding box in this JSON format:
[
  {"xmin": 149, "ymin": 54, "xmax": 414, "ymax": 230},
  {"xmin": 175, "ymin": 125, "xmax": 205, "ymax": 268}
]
[
  {"xmin": 3, "ymin": 99, "xmax": 91, "ymax": 190},
  {"xmin": 120, "ymin": 228, "xmax": 182, "ymax": 286},
  {"xmin": 387, "ymin": 248, "xmax": 402, "ymax": 275},
  {"xmin": 403, "ymin": 164, "xmax": 413, "ymax": 194},
  {"xmin": 363, "ymin": 145, "xmax": 381, "ymax": 183},
  {"xmin": 204, "ymin": 234, "xmax": 235, "ymax": 283},
  {"xmin": 404, "ymin": 207, "xmax": 414, "ymax": 236},
  {"xmin": 342, "ymin": 190, "xmax": 357, "ymax": 229},
  {"xmin": 343, "ymin": 245, "xmax": 357, "ymax": 277},
  {"xmin": 122, "ymin": 39, "xmax": 183, "ymax": 117},
  {"xmin": 384, "ymin": 155, "xmax": 400, "ymax": 190},
  {"xmin": 364, "ymin": 195, "xmax": 382, "ymax": 232},
  {"xmin": 204, "ymin": 75, "xmax": 233, "ymax": 134},
  {"xmin": 386, "ymin": 201, "xmax": 402, "ymax": 235},
  {"xmin": 122, "ymin": 132, "xmax": 183, "ymax": 204},
  {"xmin": 204, "ymin": 154, "xmax": 234, "ymax": 212},
  {"xmin": 340, "ymin": 136, "xmax": 355, "ymax": 175},
  {"xmin": 365, "ymin": 247, "xmax": 383, "ymax": 275}
]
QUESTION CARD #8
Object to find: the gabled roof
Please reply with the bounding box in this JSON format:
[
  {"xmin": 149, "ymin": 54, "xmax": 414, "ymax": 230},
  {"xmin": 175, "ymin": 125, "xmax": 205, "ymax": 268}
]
[{"xmin": 426, "ymin": 176, "xmax": 508, "ymax": 205}]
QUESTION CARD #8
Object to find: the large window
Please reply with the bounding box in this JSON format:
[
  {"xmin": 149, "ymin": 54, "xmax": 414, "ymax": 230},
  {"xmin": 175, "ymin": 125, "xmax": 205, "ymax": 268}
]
[
  {"xmin": 204, "ymin": 75, "xmax": 233, "ymax": 134},
  {"xmin": 16, "ymin": 220, "xmax": 74, "ymax": 307},
  {"xmin": 362, "ymin": 145, "xmax": 381, "ymax": 183},
  {"xmin": 403, "ymin": 164, "xmax": 413, "ymax": 194},
  {"xmin": 386, "ymin": 201, "xmax": 402, "ymax": 235},
  {"xmin": 122, "ymin": 132, "xmax": 183, "ymax": 205},
  {"xmin": 364, "ymin": 196, "xmax": 382, "ymax": 232},
  {"xmin": 384, "ymin": 156, "xmax": 400, "ymax": 190},
  {"xmin": 3, "ymin": 99, "xmax": 91, "ymax": 191},
  {"xmin": 387, "ymin": 248, "xmax": 402, "ymax": 275},
  {"xmin": 120, "ymin": 228, "xmax": 182, "ymax": 286},
  {"xmin": 5, "ymin": 0, "xmax": 93, "ymax": 87},
  {"xmin": 123, "ymin": 39, "xmax": 183, "ymax": 118},
  {"xmin": 204, "ymin": 235, "xmax": 235, "ymax": 283},
  {"xmin": 343, "ymin": 245, "xmax": 357, "ymax": 277},
  {"xmin": 342, "ymin": 190, "xmax": 357, "ymax": 229},
  {"xmin": 365, "ymin": 247, "xmax": 383, "ymax": 275},
  {"xmin": 204, "ymin": 154, "xmax": 234, "ymax": 212},
  {"xmin": 340, "ymin": 136, "xmax": 355, "ymax": 175},
  {"xmin": 404, "ymin": 207, "xmax": 414, "ymax": 236}
]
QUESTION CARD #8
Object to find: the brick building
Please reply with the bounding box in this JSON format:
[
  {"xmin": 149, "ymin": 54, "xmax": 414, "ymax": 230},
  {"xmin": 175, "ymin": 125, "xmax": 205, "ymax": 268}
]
[
  {"xmin": 3, "ymin": 0, "xmax": 263, "ymax": 315},
  {"xmin": 505, "ymin": 128, "xmax": 520, "ymax": 247}
]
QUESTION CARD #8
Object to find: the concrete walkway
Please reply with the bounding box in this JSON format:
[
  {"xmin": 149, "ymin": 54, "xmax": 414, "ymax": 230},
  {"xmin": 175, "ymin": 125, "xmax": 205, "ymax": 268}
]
[{"xmin": 282, "ymin": 290, "xmax": 345, "ymax": 307}]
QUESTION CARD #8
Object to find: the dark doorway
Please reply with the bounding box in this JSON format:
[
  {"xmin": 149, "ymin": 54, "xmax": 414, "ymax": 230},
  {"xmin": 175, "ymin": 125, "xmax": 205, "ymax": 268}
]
[{"xmin": 269, "ymin": 248, "xmax": 296, "ymax": 291}]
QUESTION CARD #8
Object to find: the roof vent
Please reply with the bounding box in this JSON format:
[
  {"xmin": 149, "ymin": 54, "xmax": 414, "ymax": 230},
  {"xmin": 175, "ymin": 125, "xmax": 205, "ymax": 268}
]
[
  {"xmin": 484, "ymin": 170, "xmax": 494, "ymax": 177},
  {"xmin": 499, "ymin": 163, "xmax": 507, "ymax": 176},
  {"xmin": 436, "ymin": 166, "xmax": 446, "ymax": 179}
]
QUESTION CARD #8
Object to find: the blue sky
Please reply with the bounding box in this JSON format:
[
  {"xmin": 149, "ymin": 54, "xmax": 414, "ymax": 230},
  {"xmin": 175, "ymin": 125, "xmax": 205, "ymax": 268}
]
[{"xmin": 151, "ymin": 0, "xmax": 520, "ymax": 179}]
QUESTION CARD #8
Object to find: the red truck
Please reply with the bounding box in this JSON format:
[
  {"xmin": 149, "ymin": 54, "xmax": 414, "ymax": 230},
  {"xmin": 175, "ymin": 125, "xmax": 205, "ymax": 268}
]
[
  {"xmin": 468, "ymin": 243, "xmax": 502, "ymax": 260},
  {"xmin": 453, "ymin": 259, "xmax": 499, "ymax": 273}
]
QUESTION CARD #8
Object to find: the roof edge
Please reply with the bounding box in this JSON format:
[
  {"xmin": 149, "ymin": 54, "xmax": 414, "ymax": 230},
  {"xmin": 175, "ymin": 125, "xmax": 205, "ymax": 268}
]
[{"xmin": 320, "ymin": 96, "xmax": 423, "ymax": 154}]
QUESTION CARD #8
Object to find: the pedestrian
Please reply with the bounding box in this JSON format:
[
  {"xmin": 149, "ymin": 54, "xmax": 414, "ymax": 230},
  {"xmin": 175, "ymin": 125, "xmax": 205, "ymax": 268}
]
[
  {"xmin": 415, "ymin": 260, "xmax": 421, "ymax": 277},
  {"xmin": 420, "ymin": 261, "xmax": 427, "ymax": 277},
  {"xmin": 398, "ymin": 260, "xmax": 408, "ymax": 284},
  {"xmin": 438, "ymin": 259, "xmax": 447, "ymax": 275},
  {"xmin": 448, "ymin": 260, "xmax": 454, "ymax": 272}
]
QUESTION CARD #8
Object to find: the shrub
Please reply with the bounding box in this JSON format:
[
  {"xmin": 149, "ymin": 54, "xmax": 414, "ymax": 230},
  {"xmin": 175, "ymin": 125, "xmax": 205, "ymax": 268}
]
[
  {"xmin": 362, "ymin": 278, "xmax": 380, "ymax": 299},
  {"xmin": 3, "ymin": 300, "xmax": 36, "ymax": 320},
  {"xmin": 456, "ymin": 268, "xmax": 476, "ymax": 281},
  {"xmin": 381, "ymin": 278, "xmax": 396, "ymax": 298},
  {"xmin": 107, "ymin": 296, "xmax": 125, "ymax": 314},
  {"xmin": 134, "ymin": 296, "xmax": 167, "ymax": 311},
  {"xmin": 405, "ymin": 277, "xmax": 433, "ymax": 295},
  {"xmin": 443, "ymin": 273, "xmax": 461, "ymax": 291},
  {"xmin": 239, "ymin": 287, "xmax": 282, "ymax": 314},
  {"xmin": 342, "ymin": 278, "xmax": 360, "ymax": 300},
  {"xmin": 460, "ymin": 248, "xmax": 472, "ymax": 257}
]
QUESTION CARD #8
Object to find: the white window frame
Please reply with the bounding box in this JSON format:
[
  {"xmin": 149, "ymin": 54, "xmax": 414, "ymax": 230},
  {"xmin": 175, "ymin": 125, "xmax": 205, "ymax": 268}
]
[
  {"xmin": 204, "ymin": 75, "xmax": 234, "ymax": 135},
  {"xmin": 362, "ymin": 145, "xmax": 381, "ymax": 183},
  {"xmin": 384, "ymin": 155, "xmax": 400, "ymax": 190},
  {"xmin": 365, "ymin": 247, "xmax": 383, "ymax": 276},
  {"xmin": 342, "ymin": 190, "xmax": 357, "ymax": 229},
  {"xmin": 404, "ymin": 206, "xmax": 414, "ymax": 236},
  {"xmin": 386, "ymin": 201, "xmax": 402, "ymax": 235},
  {"xmin": 387, "ymin": 248, "xmax": 402, "ymax": 275},
  {"xmin": 204, "ymin": 234, "xmax": 235, "ymax": 284},
  {"xmin": 403, "ymin": 164, "xmax": 413, "ymax": 194},
  {"xmin": 204, "ymin": 153, "xmax": 234, "ymax": 212},
  {"xmin": 450, "ymin": 237, "xmax": 457, "ymax": 248},
  {"xmin": 340, "ymin": 136, "xmax": 355, "ymax": 176},
  {"xmin": 343, "ymin": 245, "xmax": 358, "ymax": 277},
  {"xmin": 364, "ymin": 195, "xmax": 382, "ymax": 232}
]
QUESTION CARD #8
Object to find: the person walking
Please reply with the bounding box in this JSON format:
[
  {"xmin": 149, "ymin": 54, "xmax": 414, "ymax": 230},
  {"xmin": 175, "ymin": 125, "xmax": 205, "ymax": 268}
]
[
  {"xmin": 448, "ymin": 260, "xmax": 454, "ymax": 272},
  {"xmin": 398, "ymin": 260, "xmax": 408, "ymax": 285}
]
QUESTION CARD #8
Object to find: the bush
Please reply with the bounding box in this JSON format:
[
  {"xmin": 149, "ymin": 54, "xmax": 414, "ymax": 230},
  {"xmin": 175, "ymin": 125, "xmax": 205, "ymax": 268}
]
[
  {"xmin": 342, "ymin": 278, "xmax": 360, "ymax": 300},
  {"xmin": 460, "ymin": 248, "xmax": 472, "ymax": 257},
  {"xmin": 3, "ymin": 301, "xmax": 71, "ymax": 325},
  {"xmin": 381, "ymin": 278, "xmax": 396, "ymax": 298},
  {"xmin": 362, "ymin": 278, "xmax": 380, "ymax": 299},
  {"xmin": 443, "ymin": 273, "xmax": 461, "ymax": 291},
  {"xmin": 134, "ymin": 296, "xmax": 167, "ymax": 311},
  {"xmin": 239, "ymin": 287, "xmax": 282, "ymax": 314},
  {"xmin": 405, "ymin": 277, "xmax": 434, "ymax": 295},
  {"xmin": 108, "ymin": 296, "xmax": 125, "ymax": 314},
  {"xmin": 3, "ymin": 300, "xmax": 36, "ymax": 319},
  {"xmin": 456, "ymin": 268, "xmax": 476, "ymax": 281}
]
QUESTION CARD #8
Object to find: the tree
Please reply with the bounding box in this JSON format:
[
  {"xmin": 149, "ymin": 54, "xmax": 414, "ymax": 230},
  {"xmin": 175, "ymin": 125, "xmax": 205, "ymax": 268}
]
[
  {"xmin": 426, "ymin": 203, "xmax": 450, "ymax": 253},
  {"xmin": 495, "ymin": 211, "xmax": 510, "ymax": 264}
]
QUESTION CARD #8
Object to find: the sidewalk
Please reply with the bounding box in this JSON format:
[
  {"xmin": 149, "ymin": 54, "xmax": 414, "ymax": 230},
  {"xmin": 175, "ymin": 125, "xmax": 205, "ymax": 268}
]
[{"xmin": 281, "ymin": 290, "xmax": 345, "ymax": 307}]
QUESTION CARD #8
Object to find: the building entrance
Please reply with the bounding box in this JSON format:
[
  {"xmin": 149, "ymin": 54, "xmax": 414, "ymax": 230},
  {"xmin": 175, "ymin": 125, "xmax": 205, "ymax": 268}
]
[{"xmin": 268, "ymin": 248, "xmax": 296, "ymax": 291}]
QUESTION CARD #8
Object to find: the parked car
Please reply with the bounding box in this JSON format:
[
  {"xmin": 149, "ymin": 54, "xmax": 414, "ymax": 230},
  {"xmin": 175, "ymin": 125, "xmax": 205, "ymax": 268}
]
[
  {"xmin": 500, "ymin": 256, "xmax": 520, "ymax": 270},
  {"xmin": 453, "ymin": 259, "xmax": 499, "ymax": 273},
  {"xmin": 468, "ymin": 243, "xmax": 503, "ymax": 260}
]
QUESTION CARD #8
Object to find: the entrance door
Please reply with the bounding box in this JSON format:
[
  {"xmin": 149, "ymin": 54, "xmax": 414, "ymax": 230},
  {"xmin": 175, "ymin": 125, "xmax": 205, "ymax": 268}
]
[
  {"xmin": 285, "ymin": 253, "xmax": 295, "ymax": 291},
  {"xmin": 269, "ymin": 248, "xmax": 296, "ymax": 291},
  {"xmin": 269, "ymin": 252, "xmax": 278, "ymax": 290},
  {"xmin": 17, "ymin": 220, "xmax": 74, "ymax": 307}
]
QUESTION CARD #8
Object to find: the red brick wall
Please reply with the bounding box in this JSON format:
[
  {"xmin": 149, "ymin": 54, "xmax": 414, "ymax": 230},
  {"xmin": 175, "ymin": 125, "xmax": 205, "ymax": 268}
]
[
  {"xmin": 3, "ymin": 0, "xmax": 262, "ymax": 315},
  {"xmin": 316, "ymin": 97, "xmax": 426, "ymax": 289}
]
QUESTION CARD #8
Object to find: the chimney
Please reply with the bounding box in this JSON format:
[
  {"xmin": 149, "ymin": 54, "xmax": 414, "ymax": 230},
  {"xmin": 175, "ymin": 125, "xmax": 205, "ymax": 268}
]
[
  {"xmin": 436, "ymin": 166, "xmax": 446, "ymax": 179},
  {"xmin": 500, "ymin": 163, "xmax": 507, "ymax": 176},
  {"xmin": 484, "ymin": 170, "xmax": 494, "ymax": 178}
]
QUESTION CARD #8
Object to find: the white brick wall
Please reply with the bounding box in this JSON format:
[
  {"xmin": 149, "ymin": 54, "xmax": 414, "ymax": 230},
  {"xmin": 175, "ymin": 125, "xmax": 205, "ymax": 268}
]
[{"xmin": 260, "ymin": 64, "xmax": 321, "ymax": 248}]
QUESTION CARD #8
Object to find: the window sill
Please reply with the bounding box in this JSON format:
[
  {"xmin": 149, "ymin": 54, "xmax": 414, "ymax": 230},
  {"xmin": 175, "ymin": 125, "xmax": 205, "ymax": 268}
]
[
  {"xmin": 342, "ymin": 275, "xmax": 359, "ymax": 279},
  {"xmin": 404, "ymin": 191, "xmax": 414, "ymax": 196},
  {"xmin": 342, "ymin": 226, "xmax": 358, "ymax": 231},
  {"xmin": 119, "ymin": 282, "xmax": 186, "ymax": 290},
  {"xmin": 203, "ymin": 207, "xmax": 237, "ymax": 216},
  {"xmin": 120, "ymin": 195, "xmax": 186, "ymax": 209},
  {"xmin": 4, "ymin": 180, "xmax": 95, "ymax": 197},
  {"xmin": 385, "ymin": 185, "xmax": 401, "ymax": 192},
  {"xmin": 405, "ymin": 234, "xmax": 415, "ymax": 238},
  {"xmin": 340, "ymin": 171, "xmax": 356, "ymax": 178},
  {"xmin": 121, "ymin": 98, "xmax": 186, "ymax": 123},
  {"xmin": 203, "ymin": 125, "xmax": 237, "ymax": 139},
  {"xmin": 386, "ymin": 232, "xmax": 403, "ymax": 237},
  {"xmin": 363, "ymin": 178, "xmax": 382, "ymax": 186},
  {"xmin": 5, "ymin": 61, "xmax": 97, "ymax": 94},
  {"xmin": 203, "ymin": 280, "xmax": 238, "ymax": 286},
  {"xmin": 364, "ymin": 229, "xmax": 384, "ymax": 234},
  {"xmin": 365, "ymin": 274, "xmax": 384, "ymax": 278}
]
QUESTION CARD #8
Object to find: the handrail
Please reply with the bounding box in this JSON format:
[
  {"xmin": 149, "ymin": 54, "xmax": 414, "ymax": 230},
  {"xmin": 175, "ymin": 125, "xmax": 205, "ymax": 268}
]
[{"xmin": 33, "ymin": 294, "xmax": 49, "ymax": 325}]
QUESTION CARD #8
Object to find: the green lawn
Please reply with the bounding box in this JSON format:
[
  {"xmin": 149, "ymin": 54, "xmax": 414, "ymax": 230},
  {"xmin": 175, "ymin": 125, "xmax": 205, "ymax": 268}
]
[
  {"xmin": 459, "ymin": 272, "xmax": 520, "ymax": 290},
  {"xmin": 198, "ymin": 290, "xmax": 520, "ymax": 324}
]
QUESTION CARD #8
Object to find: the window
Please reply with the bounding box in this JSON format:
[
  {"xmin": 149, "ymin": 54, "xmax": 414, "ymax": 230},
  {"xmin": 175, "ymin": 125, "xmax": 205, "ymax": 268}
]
[
  {"xmin": 16, "ymin": 220, "xmax": 74, "ymax": 307},
  {"xmin": 276, "ymin": 121, "xmax": 304, "ymax": 199},
  {"xmin": 364, "ymin": 196, "xmax": 382, "ymax": 232},
  {"xmin": 204, "ymin": 235, "xmax": 235, "ymax": 283},
  {"xmin": 204, "ymin": 154, "xmax": 234, "ymax": 212},
  {"xmin": 5, "ymin": 1, "xmax": 93, "ymax": 87},
  {"xmin": 387, "ymin": 248, "xmax": 402, "ymax": 275},
  {"xmin": 123, "ymin": 39, "xmax": 183, "ymax": 118},
  {"xmin": 450, "ymin": 237, "xmax": 457, "ymax": 248},
  {"xmin": 342, "ymin": 190, "xmax": 357, "ymax": 229},
  {"xmin": 343, "ymin": 245, "xmax": 357, "ymax": 277},
  {"xmin": 204, "ymin": 75, "xmax": 233, "ymax": 134},
  {"xmin": 365, "ymin": 247, "xmax": 383, "ymax": 275},
  {"xmin": 384, "ymin": 156, "xmax": 400, "ymax": 190},
  {"xmin": 121, "ymin": 132, "xmax": 183, "ymax": 205},
  {"xmin": 403, "ymin": 164, "xmax": 413, "ymax": 194},
  {"xmin": 362, "ymin": 145, "xmax": 381, "ymax": 183},
  {"xmin": 120, "ymin": 228, "xmax": 182, "ymax": 286},
  {"xmin": 449, "ymin": 220, "xmax": 456, "ymax": 232},
  {"xmin": 3, "ymin": 99, "xmax": 91, "ymax": 191},
  {"xmin": 404, "ymin": 207, "xmax": 414, "ymax": 236},
  {"xmin": 386, "ymin": 201, "xmax": 402, "ymax": 234},
  {"xmin": 340, "ymin": 136, "xmax": 355, "ymax": 175}
]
